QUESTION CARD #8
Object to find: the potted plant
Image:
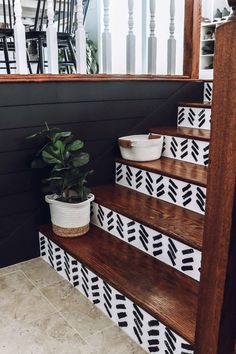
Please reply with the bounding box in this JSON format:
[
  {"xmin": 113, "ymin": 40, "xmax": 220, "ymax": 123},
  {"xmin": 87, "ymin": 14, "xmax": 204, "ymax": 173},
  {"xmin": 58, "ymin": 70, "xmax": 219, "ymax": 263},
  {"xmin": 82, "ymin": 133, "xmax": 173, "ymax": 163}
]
[{"xmin": 28, "ymin": 123, "xmax": 94, "ymax": 238}]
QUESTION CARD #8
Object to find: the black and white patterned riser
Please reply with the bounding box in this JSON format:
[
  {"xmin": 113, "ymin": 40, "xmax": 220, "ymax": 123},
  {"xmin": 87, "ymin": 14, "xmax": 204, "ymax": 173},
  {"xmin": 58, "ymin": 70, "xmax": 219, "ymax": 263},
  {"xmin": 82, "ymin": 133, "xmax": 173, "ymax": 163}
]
[
  {"xmin": 161, "ymin": 135, "xmax": 209, "ymax": 166},
  {"xmin": 91, "ymin": 202, "xmax": 201, "ymax": 281},
  {"xmin": 177, "ymin": 106, "xmax": 211, "ymax": 130},
  {"xmin": 39, "ymin": 234, "xmax": 194, "ymax": 354},
  {"xmin": 203, "ymin": 82, "xmax": 213, "ymax": 103},
  {"xmin": 116, "ymin": 163, "xmax": 206, "ymax": 215}
]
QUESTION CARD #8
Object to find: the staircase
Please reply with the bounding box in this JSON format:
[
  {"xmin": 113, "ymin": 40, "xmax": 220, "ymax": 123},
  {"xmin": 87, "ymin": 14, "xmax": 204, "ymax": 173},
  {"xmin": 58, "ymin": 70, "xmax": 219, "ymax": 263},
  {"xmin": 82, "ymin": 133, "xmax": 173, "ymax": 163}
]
[{"xmin": 39, "ymin": 80, "xmax": 213, "ymax": 354}]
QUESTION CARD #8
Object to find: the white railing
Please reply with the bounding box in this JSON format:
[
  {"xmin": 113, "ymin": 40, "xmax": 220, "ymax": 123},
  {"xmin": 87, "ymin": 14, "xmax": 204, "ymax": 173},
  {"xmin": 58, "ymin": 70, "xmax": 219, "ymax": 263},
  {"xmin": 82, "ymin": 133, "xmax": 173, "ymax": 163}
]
[{"xmin": 4, "ymin": 0, "xmax": 179, "ymax": 76}]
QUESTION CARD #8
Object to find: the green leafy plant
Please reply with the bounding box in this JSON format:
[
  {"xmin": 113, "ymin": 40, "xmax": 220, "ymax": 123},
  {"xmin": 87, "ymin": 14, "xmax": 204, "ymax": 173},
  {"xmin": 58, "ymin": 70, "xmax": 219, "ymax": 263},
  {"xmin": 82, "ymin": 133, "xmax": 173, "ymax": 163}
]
[{"xmin": 28, "ymin": 123, "xmax": 92, "ymax": 203}]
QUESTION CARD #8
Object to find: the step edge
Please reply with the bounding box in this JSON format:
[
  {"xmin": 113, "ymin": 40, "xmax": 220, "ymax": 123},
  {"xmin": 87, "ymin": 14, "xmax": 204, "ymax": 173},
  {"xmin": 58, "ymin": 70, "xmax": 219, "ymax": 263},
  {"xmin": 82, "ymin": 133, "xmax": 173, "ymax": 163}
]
[
  {"xmin": 40, "ymin": 226, "xmax": 197, "ymax": 345},
  {"xmin": 93, "ymin": 193, "xmax": 203, "ymax": 251},
  {"xmin": 149, "ymin": 127, "xmax": 211, "ymax": 142},
  {"xmin": 178, "ymin": 102, "xmax": 212, "ymax": 108},
  {"xmin": 115, "ymin": 157, "xmax": 207, "ymax": 188}
]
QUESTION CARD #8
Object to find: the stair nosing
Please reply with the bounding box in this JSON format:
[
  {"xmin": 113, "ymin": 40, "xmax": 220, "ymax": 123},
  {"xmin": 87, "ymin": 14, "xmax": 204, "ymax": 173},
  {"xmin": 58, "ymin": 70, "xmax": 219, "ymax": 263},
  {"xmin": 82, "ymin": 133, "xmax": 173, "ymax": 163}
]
[
  {"xmin": 150, "ymin": 126, "xmax": 211, "ymax": 142},
  {"xmin": 92, "ymin": 184, "xmax": 203, "ymax": 251},
  {"xmin": 115, "ymin": 156, "xmax": 207, "ymax": 188},
  {"xmin": 178, "ymin": 102, "xmax": 211, "ymax": 108},
  {"xmin": 40, "ymin": 224, "xmax": 198, "ymax": 345}
]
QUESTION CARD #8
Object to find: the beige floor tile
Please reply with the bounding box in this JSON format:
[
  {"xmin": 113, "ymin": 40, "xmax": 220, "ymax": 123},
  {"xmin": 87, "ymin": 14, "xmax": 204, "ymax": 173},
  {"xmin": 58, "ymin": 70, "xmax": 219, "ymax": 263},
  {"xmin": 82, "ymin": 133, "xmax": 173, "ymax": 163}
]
[
  {"xmin": 42, "ymin": 280, "xmax": 114, "ymax": 338},
  {"xmin": 0, "ymin": 313, "xmax": 94, "ymax": 354},
  {"xmin": 0, "ymin": 264, "xmax": 19, "ymax": 277},
  {"xmin": 18, "ymin": 257, "xmax": 63, "ymax": 288},
  {"xmin": 0, "ymin": 271, "xmax": 56, "ymax": 325},
  {"xmin": 86, "ymin": 325, "xmax": 147, "ymax": 354}
]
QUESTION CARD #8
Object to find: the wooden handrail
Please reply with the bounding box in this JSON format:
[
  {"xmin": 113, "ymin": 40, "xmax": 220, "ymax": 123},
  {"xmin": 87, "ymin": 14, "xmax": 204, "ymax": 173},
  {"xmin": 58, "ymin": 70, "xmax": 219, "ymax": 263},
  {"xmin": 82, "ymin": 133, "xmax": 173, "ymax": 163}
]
[
  {"xmin": 183, "ymin": 0, "xmax": 201, "ymax": 79},
  {"xmin": 195, "ymin": 1, "xmax": 236, "ymax": 353}
]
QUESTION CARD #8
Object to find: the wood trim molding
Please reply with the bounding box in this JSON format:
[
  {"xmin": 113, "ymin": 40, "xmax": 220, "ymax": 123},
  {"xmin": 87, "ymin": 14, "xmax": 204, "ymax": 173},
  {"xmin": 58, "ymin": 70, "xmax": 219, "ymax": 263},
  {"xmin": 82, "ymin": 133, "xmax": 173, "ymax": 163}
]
[
  {"xmin": 0, "ymin": 74, "xmax": 203, "ymax": 83},
  {"xmin": 195, "ymin": 20, "xmax": 236, "ymax": 354},
  {"xmin": 183, "ymin": 0, "xmax": 201, "ymax": 79}
]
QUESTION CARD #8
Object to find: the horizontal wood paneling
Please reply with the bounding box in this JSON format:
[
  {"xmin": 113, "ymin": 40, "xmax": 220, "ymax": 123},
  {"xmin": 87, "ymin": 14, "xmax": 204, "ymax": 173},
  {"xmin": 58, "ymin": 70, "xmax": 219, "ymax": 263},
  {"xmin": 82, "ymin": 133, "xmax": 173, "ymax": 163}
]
[{"xmin": 0, "ymin": 80, "xmax": 203, "ymax": 267}]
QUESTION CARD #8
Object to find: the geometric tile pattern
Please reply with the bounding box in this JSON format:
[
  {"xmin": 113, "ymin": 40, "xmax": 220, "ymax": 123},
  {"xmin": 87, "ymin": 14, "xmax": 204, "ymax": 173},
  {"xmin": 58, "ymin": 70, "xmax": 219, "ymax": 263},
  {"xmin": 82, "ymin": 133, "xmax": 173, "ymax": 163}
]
[
  {"xmin": 161, "ymin": 135, "xmax": 209, "ymax": 166},
  {"xmin": 39, "ymin": 233, "xmax": 195, "ymax": 354},
  {"xmin": 91, "ymin": 202, "xmax": 201, "ymax": 281},
  {"xmin": 116, "ymin": 163, "xmax": 207, "ymax": 215},
  {"xmin": 177, "ymin": 106, "xmax": 211, "ymax": 130},
  {"xmin": 203, "ymin": 82, "xmax": 213, "ymax": 103}
]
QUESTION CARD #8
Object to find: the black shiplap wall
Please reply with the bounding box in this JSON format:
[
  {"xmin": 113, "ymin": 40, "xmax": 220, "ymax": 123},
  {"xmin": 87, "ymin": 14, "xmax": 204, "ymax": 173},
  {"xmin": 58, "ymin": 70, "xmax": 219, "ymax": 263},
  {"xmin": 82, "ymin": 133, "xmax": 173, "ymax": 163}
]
[{"xmin": 0, "ymin": 80, "xmax": 203, "ymax": 267}]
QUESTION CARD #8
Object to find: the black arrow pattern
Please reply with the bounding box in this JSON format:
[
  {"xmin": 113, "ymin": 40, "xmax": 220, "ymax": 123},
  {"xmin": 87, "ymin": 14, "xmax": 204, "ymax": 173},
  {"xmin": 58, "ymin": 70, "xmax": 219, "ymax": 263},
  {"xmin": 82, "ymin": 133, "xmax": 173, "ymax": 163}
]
[
  {"xmin": 91, "ymin": 203, "xmax": 201, "ymax": 281},
  {"xmin": 115, "ymin": 164, "xmax": 206, "ymax": 214},
  {"xmin": 161, "ymin": 136, "xmax": 209, "ymax": 166},
  {"xmin": 203, "ymin": 82, "xmax": 213, "ymax": 103},
  {"xmin": 40, "ymin": 234, "xmax": 194, "ymax": 354},
  {"xmin": 177, "ymin": 106, "xmax": 211, "ymax": 130}
]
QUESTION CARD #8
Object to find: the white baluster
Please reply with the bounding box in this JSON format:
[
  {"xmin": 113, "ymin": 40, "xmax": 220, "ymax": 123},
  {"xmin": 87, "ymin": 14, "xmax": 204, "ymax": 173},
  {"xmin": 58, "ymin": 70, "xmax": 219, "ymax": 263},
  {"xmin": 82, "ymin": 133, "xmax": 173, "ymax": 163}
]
[
  {"xmin": 167, "ymin": 0, "xmax": 176, "ymax": 75},
  {"xmin": 102, "ymin": 0, "xmax": 112, "ymax": 74},
  {"xmin": 126, "ymin": 0, "xmax": 135, "ymax": 74},
  {"xmin": 75, "ymin": 0, "xmax": 87, "ymax": 74},
  {"xmin": 14, "ymin": 0, "xmax": 28, "ymax": 74},
  {"xmin": 148, "ymin": 0, "xmax": 157, "ymax": 74},
  {"xmin": 46, "ymin": 0, "xmax": 58, "ymax": 74}
]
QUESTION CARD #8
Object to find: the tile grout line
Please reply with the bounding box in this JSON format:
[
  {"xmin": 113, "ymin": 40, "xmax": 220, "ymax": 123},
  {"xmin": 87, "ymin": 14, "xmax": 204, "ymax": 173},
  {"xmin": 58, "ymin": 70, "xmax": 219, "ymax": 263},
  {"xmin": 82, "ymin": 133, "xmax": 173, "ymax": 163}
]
[{"xmin": 19, "ymin": 265, "xmax": 116, "ymax": 348}]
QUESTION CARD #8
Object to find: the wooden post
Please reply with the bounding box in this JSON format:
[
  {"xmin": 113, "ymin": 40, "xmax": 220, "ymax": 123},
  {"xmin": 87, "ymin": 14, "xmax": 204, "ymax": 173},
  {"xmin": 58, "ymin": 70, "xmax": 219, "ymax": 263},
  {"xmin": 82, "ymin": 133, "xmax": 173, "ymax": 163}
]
[
  {"xmin": 75, "ymin": 0, "xmax": 87, "ymax": 74},
  {"xmin": 126, "ymin": 0, "xmax": 136, "ymax": 74},
  {"xmin": 46, "ymin": 0, "xmax": 59, "ymax": 74},
  {"xmin": 183, "ymin": 0, "xmax": 201, "ymax": 79},
  {"xmin": 13, "ymin": 0, "xmax": 28, "ymax": 74},
  {"xmin": 167, "ymin": 0, "xmax": 176, "ymax": 75},
  {"xmin": 102, "ymin": 0, "xmax": 112, "ymax": 74},
  {"xmin": 148, "ymin": 0, "xmax": 157, "ymax": 75},
  {"xmin": 195, "ymin": 2, "xmax": 236, "ymax": 354}
]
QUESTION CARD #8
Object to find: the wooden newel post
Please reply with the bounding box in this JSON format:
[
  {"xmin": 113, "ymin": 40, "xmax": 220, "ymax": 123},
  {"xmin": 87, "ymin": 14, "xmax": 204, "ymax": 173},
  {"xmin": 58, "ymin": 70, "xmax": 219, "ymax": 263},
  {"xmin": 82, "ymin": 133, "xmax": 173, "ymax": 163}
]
[
  {"xmin": 14, "ymin": 0, "xmax": 28, "ymax": 74},
  {"xmin": 195, "ymin": 2, "xmax": 236, "ymax": 354},
  {"xmin": 102, "ymin": 0, "xmax": 112, "ymax": 74},
  {"xmin": 75, "ymin": 0, "xmax": 87, "ymax": 74},
  {"xmin": 126, "ymin": 0, "xmax": 136, "ymax": 74},
  {"xmin": 46, "ymin": 0, "xmax": 59, "ymax": 74},
  {"xmin": 148, "ymin": 0, "xmax": 157, "ymax": 74},
  {"xmin": 167, "ymin": 0, "xmax": 176, "ymax": 75}
]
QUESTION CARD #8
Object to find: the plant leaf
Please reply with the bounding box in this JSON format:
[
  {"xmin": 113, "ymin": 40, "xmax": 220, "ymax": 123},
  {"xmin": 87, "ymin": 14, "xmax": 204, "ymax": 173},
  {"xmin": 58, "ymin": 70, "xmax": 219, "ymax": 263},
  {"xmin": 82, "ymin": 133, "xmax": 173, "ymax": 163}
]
[
  {"xmin": 42, "ymin": 150, "xmax": 61, "ymax": 165},
  {"xmin": 53, "ymin": 131, "xmax": 71, "ymax": 143},
  {"xmin": 67, "ymin": 140, "xmax": 84, "ymax": 152},
  {"xmin": 71, "ymin": 153, "xmax": 90, "ymax": 167}
]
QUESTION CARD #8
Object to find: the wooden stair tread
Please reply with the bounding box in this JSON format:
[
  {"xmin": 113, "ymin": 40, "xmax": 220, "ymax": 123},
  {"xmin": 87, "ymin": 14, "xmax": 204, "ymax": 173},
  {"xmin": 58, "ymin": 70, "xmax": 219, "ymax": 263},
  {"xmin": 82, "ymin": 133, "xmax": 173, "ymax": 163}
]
[
  {"xmin": 178, "ymin": 102, "xmax": 211, "ymax": 108},
  {"xmin": 150, "ymin": 126, "xmax": 211, "ymax": 142},
  {"xmin": 40, "ymin": 224, "xmax": 198, "ymax": 345},
  {"xmin": 92, "ymin": 184, "xmax": 203, "ymax": 250},
  {"xmin": 116, "ymin": 156, "xmax": 207, "ymax": 187}
]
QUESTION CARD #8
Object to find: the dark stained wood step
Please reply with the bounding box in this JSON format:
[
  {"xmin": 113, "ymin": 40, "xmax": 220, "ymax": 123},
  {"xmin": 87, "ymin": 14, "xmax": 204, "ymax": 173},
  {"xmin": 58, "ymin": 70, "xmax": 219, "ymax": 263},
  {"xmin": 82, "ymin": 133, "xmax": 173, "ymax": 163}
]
[
  {"xmin": 178, "ymin": 102, "xmax": 211, "ymax": 108},
  {"xmin": 92, "ymin": 184, "xmax": 204, "ymax": 250},
  {"xmin": 150, "ymin": 126, "xmax": 211, "ymax": 142},
  {"xmin": 40, "ymin": 224, "xmax": 198, "ymax": 345},
  {"xmin": 116, "ymin": 156, "xmax": 207, "ymax": 187}
]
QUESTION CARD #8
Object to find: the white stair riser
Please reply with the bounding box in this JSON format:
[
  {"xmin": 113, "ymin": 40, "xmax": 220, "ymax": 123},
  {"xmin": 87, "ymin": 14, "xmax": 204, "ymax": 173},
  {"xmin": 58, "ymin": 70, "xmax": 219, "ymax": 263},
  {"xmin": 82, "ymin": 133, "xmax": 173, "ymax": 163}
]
[
  {"xmin": 39, "ymin": 233, "xmax": 194, "ymax": 354},
  {"xmin": 162, "ymin": 135, "xmax": 209, "ymax": 166},
  {"xmin": 177, "ymin": 106, "xmax": 211, "ymax": 130},
  {"xmin": 203, "ymin": 82, "xmax": 213, "ymax": 103},
  {"xmin": 91, "ymin": 202, "xmax": 201, "ymax": 281},
  {"xmin": 116, "ymin": 163, "xmax": 206, "ymax": 215}
]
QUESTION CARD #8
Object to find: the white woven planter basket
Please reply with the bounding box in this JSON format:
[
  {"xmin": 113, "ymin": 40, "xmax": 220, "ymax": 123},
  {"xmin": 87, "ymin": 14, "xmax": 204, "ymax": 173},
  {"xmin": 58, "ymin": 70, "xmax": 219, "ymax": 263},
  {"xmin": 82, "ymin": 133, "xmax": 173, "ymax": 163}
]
[{"xmin": 45, "ymin": 194, "xmax": 95, "ymax": 237}]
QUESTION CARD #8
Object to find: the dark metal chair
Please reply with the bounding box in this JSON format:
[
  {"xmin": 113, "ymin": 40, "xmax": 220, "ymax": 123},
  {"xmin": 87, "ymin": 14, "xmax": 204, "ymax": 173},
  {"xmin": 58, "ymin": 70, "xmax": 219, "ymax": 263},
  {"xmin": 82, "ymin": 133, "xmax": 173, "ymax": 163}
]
[
  {"xmin": 26, "ymin": 0, "xmax": 90, "ymax": 74},
  {"xmin": 0, "ymin": 0, "xmax": 15, "ymax": 73},
  {"xmin": 0, "ymin": 0, "xmax": 33, "ymax": 74}
]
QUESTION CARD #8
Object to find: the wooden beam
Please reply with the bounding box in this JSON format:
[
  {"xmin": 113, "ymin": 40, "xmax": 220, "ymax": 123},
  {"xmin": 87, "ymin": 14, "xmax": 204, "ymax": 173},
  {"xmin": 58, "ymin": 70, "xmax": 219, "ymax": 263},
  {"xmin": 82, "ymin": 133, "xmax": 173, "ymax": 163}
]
[
  {"xmin": 183, "ymin": 0, "xmax": 201, "ymax": 79},
  {"xmin": 195, "ymin": 12, "xmax": 236, "ymax": 354}
]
